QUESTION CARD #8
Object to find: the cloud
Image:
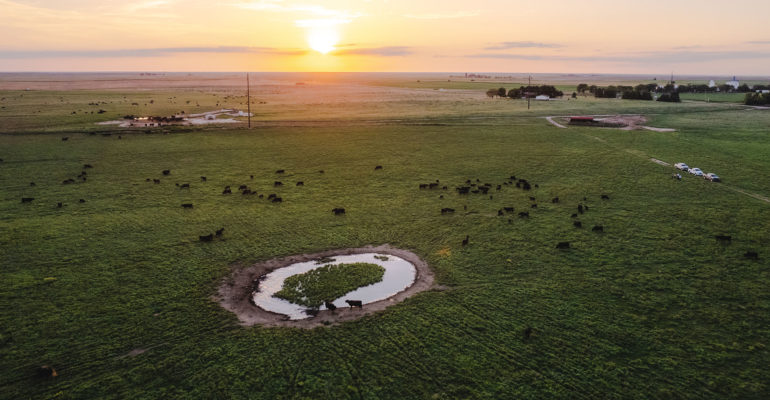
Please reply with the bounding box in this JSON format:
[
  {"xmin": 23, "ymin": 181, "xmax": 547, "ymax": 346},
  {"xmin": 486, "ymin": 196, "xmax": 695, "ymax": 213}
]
[
  {"xmin": 465, "ymin": 49, "xmax": 770, "ymax": 64},
  {"xmin": 404, "ymin": 10, "xmax": 481, "ymax": 19},
  {"xmin": 333, "ymin": 46, "xmax": 412, "ymax": 57},
  {"xmin": 484, "ymin": 41, "xmax": 563, "ymax": 50},
  {"xmin": 0, "ymin": 46, "xmax": 307, "ymax": 58}
]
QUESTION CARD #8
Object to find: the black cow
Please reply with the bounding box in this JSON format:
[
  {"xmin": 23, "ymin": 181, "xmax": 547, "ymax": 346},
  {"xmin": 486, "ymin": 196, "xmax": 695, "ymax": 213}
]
[
  {"xmin": 531, "ymin": 204, "xmax": 538, "ymax": 209},
  {"xmin": 21, "ymin": 197, "xmax": 34, "ymax": 203},
  {"xmin": 601, "ymin": 194, "xmax": 610, "ymax": 200},
  {"xmin": 577, "ymin": 204, "xmax": 584, "ymax": 214},
  {"xmin": 61, "ymin": 137, "xmax": 69, "ymax": 141},
  {"xmin": 552, "ymin": 197, "xmax": 559, "ymax": 203},
  {"xmin": 523, "ymin": 327, "xmax": 533, "ymax": 339},
  {"xmin": 200, "ymin": 176, "xmax": 207, "ymax": 182},
  {"xmin": 182, "ymin": 203, "xmax": 193, "ymax": 208},
  {"xmin": 441, "ymin": 208, "xmax": 455, "ymax": 214},
  {"xmin": 592, "ymin": 225, "xmax": 604, "ymax": 233},
  {"xmin": 498, "ymin": 209, "xmax": 504, "ymax": 216},
  {"xmin": 199, "ymin": 234, "xmax": 214, "ymax": 242},
  {"xmin": 457, "ymin": 187, "xmax": 470, "ymax": 195},
  {"xmin": 529, "ymin": 196, "xmax": 536, "ymax": 201},
  {"xmin": 37, "ymin": 365, "xmax": 57, "ymax": 379},
  {"xmin": 419, "ymin": 184, "xmax": 428, "ymax": 189},
  {"xmin": 319, "ymin": 170, "xmax": 325, "ymax": 174},
  {"xmin": 30, "ymin": 182, "xmax": 35, "ymax": 186},
  {"xmin": 462, "ymin": 235, "xmax": 469, "ymax": 246},
  {"xmin": 180, "ymin": 183, "xmax": 190, "ymax": 189},
  {"xmin": 518, "ymin": 211, "xmax": 529, "ymax": 218},
  {"xmin": 504, "ymin": 207, "xmax": 515, "ymax": 212},
  {"xmin": 153, "ymin": 179, "xmax": 161, "ymax": 184},
  {"xmin": 573, "ymin": 221, "xmax": 582, "ymax": 228},
  {"xmin": 715, "ymin": 235, "xmax": 732, "ymax": 242},
  {"xmin": 83, "ymin": 164, "xmax": 93, "ymax": 169},
  {"xmin": 570, "ymin": 213, "xmax": 577, "ymax": 218},
  {"xmin": 267, "ymin": 194, "xmax": 276, "ymax": 200},
  {"xmin": 374, "ymin": 165, "xmax": 383, "ymax": 170},
  {"xmin": 744, "ymin": 251, "xmax": 759, "ymax": 260},
  {"xmin": 242, "ymin": 189, "xmax": 253, "ymax": 195},
  {"xmin": 274, "ymin": 181, "xmax": 283, "ymax": 187},
  {"xmin": 324, "ymin": 300, "xmax": 337, "ymax": 312},
  {"xmin": 496, "ymin": 185, "xmax": 502, "ymax": 190},
  {"xmin": 296, "ymin": 181, "xmax": 304, "ymax": 186},
  {"xmin": 215, "ymin": 227, "xmax": 225, "ymax": 236},
  {"xmin": 56, "ymin": 202, "xmax": 62, "ymax": 208},
  {"xmin": 79, "ymin": 199, "xmax": 86, "ymax": 203},
  {"xmin": 523, "ymin": 182, "xmax": 531, "ymax": 190},
  {"xmin": 345, "ymin": 299, "xmax": 363, "ymax": 309},
  {"xmin": 272, "ymin": 197, "xmax": 283, "ymax": 203},
  {"xmin": 556, "ymin": 242, "xmax": 570, "ymax": 249},
  {"xmin": 162, "ymin": 170, "xmax": 170, "ymax": 175},
  {"xmin": 238, "ymin": 185, "xmax": 248, "ymax": 190},
  {"xmin": 250, "ymin": 175, "xmax": 254, "ymax": 179},
  {"xmin": 332, "ymin": 208, "xmax": 346, "ymax": 215},
  {"xmin": 275, "ymin": 169, "xmax": 285, "ymax": 174}
]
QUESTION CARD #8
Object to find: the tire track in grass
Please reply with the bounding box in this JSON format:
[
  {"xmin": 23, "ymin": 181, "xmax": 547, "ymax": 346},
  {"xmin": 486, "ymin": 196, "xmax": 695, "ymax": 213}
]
[
  {"xmin": 372, "ymin": 321, "xmax": 445, "ymax": 390},
  {"xmin": 321, "ymin": 338, "xmax": 365, "ymax": 400}
]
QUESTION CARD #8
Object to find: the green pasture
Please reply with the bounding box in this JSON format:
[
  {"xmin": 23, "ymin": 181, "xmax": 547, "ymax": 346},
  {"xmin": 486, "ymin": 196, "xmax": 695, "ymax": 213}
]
[{"xmin": 1, "ymin": 88, "xmax": 769, "ymax": 399}]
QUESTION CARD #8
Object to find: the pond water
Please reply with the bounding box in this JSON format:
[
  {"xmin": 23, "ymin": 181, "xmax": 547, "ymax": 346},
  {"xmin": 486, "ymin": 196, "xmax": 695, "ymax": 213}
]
[{"xmin": 252, "ymin": 253, "xmax": 417, "ymax": 320}]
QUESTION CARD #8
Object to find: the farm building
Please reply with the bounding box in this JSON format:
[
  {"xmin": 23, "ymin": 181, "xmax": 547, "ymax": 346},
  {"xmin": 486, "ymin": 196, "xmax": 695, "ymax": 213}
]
[{"xmin": 726, "ymin": 76, "xmax": 740, "ymax": 89}]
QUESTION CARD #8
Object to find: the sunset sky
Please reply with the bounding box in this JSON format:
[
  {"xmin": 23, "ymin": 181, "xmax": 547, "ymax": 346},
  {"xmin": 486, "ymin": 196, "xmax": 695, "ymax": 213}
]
[{"xmin": 1, "ymin": 0, "xmax": 769, "ymax": 74}]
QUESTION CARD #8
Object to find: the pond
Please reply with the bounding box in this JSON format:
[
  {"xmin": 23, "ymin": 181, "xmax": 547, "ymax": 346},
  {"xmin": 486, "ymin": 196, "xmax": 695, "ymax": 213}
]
[{"xmin": 252, "ymin": 253, "xmax": 417, "ymax": 320}]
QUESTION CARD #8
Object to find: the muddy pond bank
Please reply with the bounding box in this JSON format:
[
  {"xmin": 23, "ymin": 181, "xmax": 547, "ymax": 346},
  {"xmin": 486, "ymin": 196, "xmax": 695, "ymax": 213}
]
[{"xmin": 215, "ymin": 244, "xmax": 437, "ymax": 328}]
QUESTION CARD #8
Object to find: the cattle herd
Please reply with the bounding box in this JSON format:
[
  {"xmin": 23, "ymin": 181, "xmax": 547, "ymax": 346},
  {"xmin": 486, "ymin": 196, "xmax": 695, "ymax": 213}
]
[{"xmin": 16, "ymin": 157, "xmax": 761, "ymax": 262}]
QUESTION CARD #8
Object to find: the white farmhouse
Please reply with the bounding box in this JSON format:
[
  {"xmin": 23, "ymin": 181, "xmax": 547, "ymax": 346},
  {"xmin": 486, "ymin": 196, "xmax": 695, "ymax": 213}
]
[
  {"xmin": 725, "ymin": 76, "xmax": 740, "ymax": 89},
  {"xmin": 708, "ymin": 80, "xmax": 716, "ymax": 88}
]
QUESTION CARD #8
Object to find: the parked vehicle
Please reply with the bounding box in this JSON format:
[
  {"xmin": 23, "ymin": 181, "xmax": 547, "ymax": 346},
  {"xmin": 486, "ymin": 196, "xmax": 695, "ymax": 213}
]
[
  {"xmin": 674, "ymin": 162, "xmax": 689, "ymax": 171},
  {"xmin": 704, "ymin": 173, "xmax": 720, "ymax": 182},
  {"xmin": 689, "ymin": 167, "xmax": 703, "ymax": 176}
]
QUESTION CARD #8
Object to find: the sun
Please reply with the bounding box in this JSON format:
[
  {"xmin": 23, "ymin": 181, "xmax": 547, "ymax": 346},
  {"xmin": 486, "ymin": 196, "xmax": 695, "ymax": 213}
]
[{"xmin": 307, "ymin": 27, "xmax": 339, "ymax": 54}]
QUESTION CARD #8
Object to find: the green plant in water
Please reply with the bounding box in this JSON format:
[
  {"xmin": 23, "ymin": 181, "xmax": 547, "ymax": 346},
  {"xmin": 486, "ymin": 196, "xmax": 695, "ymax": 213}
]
[{"xmin": 274, "ymin": 263, "xmax": 385, "ymax": 308}]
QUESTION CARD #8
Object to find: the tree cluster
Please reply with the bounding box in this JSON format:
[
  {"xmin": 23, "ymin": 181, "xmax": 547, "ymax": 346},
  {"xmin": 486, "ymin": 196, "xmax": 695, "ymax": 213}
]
[
  {"xmin": 745, "ymin": 92, "xmax": 770, "ymax": 106},
  {"xmin": 507, "ymin": 85, "xmax": 563, "ymax": 99},
  {"xmin": 657, "ymin": 92, "xmax": 681, "ymax": 103}
]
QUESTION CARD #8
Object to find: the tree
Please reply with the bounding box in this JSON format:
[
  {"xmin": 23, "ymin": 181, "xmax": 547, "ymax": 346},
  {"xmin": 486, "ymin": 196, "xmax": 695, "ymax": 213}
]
[
  {"xmin": 486, "ymin": 88, "xmax": 497, "ymax": 98},
  {"xmin": 498, "ymin": 87, "xmax": 507, "ymax": 97},
  {"xmin": 571, "ymin": 92, "xmax": 577, "ymax": 99},
  {"xmin": 577, "ymin": 83, "xmax": 589, "ymax": 94}
]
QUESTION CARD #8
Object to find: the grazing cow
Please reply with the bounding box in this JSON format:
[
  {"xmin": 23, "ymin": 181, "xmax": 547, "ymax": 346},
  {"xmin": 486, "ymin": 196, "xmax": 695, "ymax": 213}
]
[
  {"xmin": 601, "ymin": 194, "xmax": 610, "ymax": 200},
  {"xmin": 429, "ymin": 183, "xmax": 439, "ymax": 189},
  {"xmin": 457, "ymin": 187, "xmax": 470, "ymax": 195},
  {"xmin": 324, "ymin": 300, "xmax": 337, "ymax": 312},
  {"xmin": 441, "ymin": 208, "xmax": 455, "ymax": 214},
  {"xmin": 62, "ymin": 179, "xmax": 75, "ymax": 184},
  {"xmin": 199, "ymin": 234, "xmax": 214, "ymax": 242},
  {"xmin": 200, "ymin": 176, "xmax": 207, "ymax": 182},
  {"xmin": 529, "ymin": 196, "xmax": 536, "ymax": 201},
  {"xmin": 461, "ymin": 235, "xmax": 469, "ymax": 246},
  {"xmin": 332, "ymin": 208, "xmax": 346, "ymax": 215},
  {"xmin": 37, "ymin": 365, "xmax": 57, "ymax": 379},
  {"xmin": 374, "ymin": 165, "xmax": 383, "ymax": 170},
  {"xmin": 272, "ymin": 197, "xmax": 283, "ymax": 203},
  {"xmin": 242, "ymin": 189, "xmax": 253, "ymax": 195},
  {"xmin": 275, "ymin": 169, "xmax": 285, "ymax": 174},
  {"xmin": 510, "ymin": 175, "xmax": 517, "ymax": 181},
  {"xmin": 744, "ymin": 251, "xmax": 759, "ymax": 260},
  {"xmin": 296, "ymin": 181, "xmax": 304, "ymax": 186},
  {"xmin": 238, "ymin": 185, "xmax": 248, "ymax": 190},
  {"xmin": 182, "ymin": 203, "xmax": 193, "ymax": 208},
  {"xmin": 153, "ymin": 179, "xmax": 160, "ymax": 184},
  {"xmin": 222, "ymin": 187, "xmax": 231, "ymax": 194},
  {"xmin": 30, "ymin": 182, "xmax": 36, "ymax": 186},
  {"xmin": 516, "ymin": 182, "xmax": 521, "ymax": 188},
  {"xmin": 592, "ymin": 225, "xmax": 604, "ymax": 233},
  {"xmin": 531, "ymin": 204, "xmax": 538, "ymax": 209},
  {"xmin": 57, "ymin": 202, "xmax": 63, "ymax": 208},
  {"xmin": 267, "ymin": 194, "xmax": 276, "ymax": 200},
  {"xmin": 21, "ymin": 197, "xmax": 34, "ymax": 203},
  {"xmin": 552, "ymin": 197, "xmax": 559, "ymax": 203},
  {"xmin": 715, "ymin": 235, "xmax": 732, "ymax": 242},
  {"xmin": 442, "ymin": 186, "xmax": 447, "ymax": 190},
  {"xmin": 573, "ymin": 221, "xmax": 582, "ymax": 228},
  {"xmin": 523, "ymin": 182, "xmax": 531, "ymax": 190},
  {"xmin": 215, "ymin": 227, "xmax": 225, "ymax": 236},
  {"xmin": 179, "ymin": 183, "xmax": 190, "ymax": 189},
  {"xmin": 146, "ymin": 178, "xmax": 151, "ymax": 182},
  {"xmin": 79, "ymin": 199, "xmax": 86, "ymax": 203},
  {"xmin": 518, "ymin": 211, "xmax": 529, "ymax": 218},
  {"xmin": 274, "ymin": 181, "xmax": 283, "ymax": 187},
  {"xmin": 162, "ymin": 170, "xmax": 170, "ymax": 175},
  {"xmin": 419, "ymin": 184, "xmax": 428, "ymax": 189},
  {"xmin": 498, "ymin": 209, "xmax": 504, "ymax": 216},
  {"xmin": 439, "ymin": 195, "xmax": 444, "ymax": 199},
  {"xmin": 345, "ymin": 299, "xmax": 363, "ymax": 309},
  {"xmin": 464, "ymin": 205, "xmax": 467, "ymax": 211},
  {"xmin": 250, "ymin": 175, "xmax": 254, "ymax": 179},
  {"xmin": 61, "ymin": 137, "xmax": 68, "ymax": 141},
  {"xmin": 319, "ymin": 170, "xmax": 325, "ymax": 174},
  {"xmin": 479, "ymin": 187, "xmax": 490, "ymax": 194},
  {"xmin": 504, "ymin": 207, "xmax": 515, "ymax": 212},
  {"xmin": 523, "ymin": 327, "xmax": 533, "ymax": 339},
  {"xmin": 534, "ymin": 184, "xmax": 539, "ymax": 188},
  {"xmin": 577, "ymin": 204, "xmax": 584, "ymax": 214},
  {"xmin": 556, "ymin": 242, "xmax": 570, "ymax": 249},
  {"xmin": 496, "ymin": 185, "xmax": 502, "ymax": 190},
  {"xmin": 83, "ymin": 164, "xmax": 93, "ymax": 169}
]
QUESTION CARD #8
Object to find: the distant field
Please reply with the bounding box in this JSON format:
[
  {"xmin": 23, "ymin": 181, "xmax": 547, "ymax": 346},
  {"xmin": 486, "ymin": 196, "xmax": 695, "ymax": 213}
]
[
  {"xmin": 679, "ymin": 92, "xmax": 747, "ymax": 103},
  {"xmin": 1, "ymin": 76, "xmax": 769, "ymax": 399}
]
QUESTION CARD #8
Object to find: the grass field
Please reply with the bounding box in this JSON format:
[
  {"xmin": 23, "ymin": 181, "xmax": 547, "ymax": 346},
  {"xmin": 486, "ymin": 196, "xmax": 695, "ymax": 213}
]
[{"xmin": 1, "ymin": 75, "xmax": 769, "ymax": 399}]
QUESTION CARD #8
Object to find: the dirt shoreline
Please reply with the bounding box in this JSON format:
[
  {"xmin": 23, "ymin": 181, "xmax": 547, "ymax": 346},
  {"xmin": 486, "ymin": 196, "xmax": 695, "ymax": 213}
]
[{"xmin": 215, "ymin": 244, "xmax": 437, "ymax": 328}]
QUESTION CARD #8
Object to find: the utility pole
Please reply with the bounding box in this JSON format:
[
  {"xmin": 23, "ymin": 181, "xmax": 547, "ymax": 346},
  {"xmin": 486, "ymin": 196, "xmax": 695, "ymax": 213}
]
[
  {"xmin": 528, "ymin": 74, "xmax": 531, "ymax": 110},
  {"xmin": 246, "ymin": 72, "xmax": 251, "ymax": 129}
]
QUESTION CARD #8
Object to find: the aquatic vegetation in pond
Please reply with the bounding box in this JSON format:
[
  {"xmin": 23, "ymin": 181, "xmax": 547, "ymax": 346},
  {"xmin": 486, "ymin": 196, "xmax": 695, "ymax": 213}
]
[{"xmin": 274, "ymin": 262, "xmax": 385, "ymax": 308}]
